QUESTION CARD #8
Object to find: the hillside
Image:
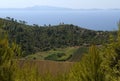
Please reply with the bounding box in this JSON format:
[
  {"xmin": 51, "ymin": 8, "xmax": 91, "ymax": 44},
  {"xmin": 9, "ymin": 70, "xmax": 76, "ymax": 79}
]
[{"xmin": 0, "ymin": 17, "xmax": 117, "ymax": 56}]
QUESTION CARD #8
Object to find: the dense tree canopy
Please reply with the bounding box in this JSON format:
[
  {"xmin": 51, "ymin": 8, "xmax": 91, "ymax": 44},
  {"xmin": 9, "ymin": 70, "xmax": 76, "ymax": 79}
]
[{"xmin": 0, "ymin": 18, "xmax": 116, "ymax": 56}]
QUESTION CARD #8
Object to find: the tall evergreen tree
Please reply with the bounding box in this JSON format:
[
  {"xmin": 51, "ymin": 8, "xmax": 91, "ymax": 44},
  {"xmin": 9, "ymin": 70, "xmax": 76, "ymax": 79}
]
[
  {"xmin": 0, "ymin": 33, "xmax": 21, "ymax": 81},
  {"xmin": 100, "ymin": 22, "xmax": 120, "ymax": 81},
  {"xmin": 69, "ymin": 45, "xmax": 105, "ymax": 81}
]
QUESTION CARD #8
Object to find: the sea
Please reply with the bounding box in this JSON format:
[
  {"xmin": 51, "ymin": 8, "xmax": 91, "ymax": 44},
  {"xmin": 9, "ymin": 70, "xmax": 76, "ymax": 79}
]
[{"xmin": 0, "ymin": 10, "xmax": 120, "ymax": 31}]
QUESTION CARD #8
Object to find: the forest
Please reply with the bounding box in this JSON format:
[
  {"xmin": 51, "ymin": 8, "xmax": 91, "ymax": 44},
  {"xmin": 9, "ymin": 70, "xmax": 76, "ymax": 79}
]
[
  {"xmin": 0, "ymin": 18, "xmax": 117, "ymax": 56},
  {"xmin": 0, "ymin": 17, "xmax": 120, "ymax": 81}
]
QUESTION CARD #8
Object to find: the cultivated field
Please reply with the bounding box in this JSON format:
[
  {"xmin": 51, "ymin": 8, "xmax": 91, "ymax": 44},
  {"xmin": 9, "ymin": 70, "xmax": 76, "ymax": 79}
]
[{"xmin": 19, "ymin": 60, "xmax": 74, "ymax": 75}]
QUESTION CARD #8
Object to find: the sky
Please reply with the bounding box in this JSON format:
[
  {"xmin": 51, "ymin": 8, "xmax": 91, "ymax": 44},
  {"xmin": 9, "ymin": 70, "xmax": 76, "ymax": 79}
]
[{"xmin": 0, "ymin": 0, "xmax": 120, "ymax": 9}]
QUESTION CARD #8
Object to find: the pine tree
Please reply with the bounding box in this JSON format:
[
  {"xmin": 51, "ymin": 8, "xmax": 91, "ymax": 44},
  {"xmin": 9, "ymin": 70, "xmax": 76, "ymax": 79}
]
[
  {"xmin": 69, "ymin": 45, "xmax": 105, "ymax": 81},
  {"xmin": 100, "ymin": 22, "xmax": 120, "ymax": 81},
  {"xmin": 0, "ymin": 33, "xmax": 21, "ymax": 81}
]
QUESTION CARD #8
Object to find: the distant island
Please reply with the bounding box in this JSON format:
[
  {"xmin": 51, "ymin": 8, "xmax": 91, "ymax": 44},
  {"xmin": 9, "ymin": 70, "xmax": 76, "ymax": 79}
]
[{"xmin": 0, "ymin": 6, "xmax": 120, "ymax": 11}]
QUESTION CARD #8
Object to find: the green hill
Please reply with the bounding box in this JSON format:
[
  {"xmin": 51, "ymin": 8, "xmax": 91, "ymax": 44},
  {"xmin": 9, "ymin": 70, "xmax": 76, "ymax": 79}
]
[{"xmin": 0, "ymin": 17, "xmax": 117, "ymax": 57}]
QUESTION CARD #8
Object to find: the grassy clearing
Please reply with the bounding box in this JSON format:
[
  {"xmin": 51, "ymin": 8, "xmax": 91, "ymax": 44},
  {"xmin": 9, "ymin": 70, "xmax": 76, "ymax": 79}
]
[{"xmin": 25, "ymin": 47, "xmax": 79, "ymax": 61}]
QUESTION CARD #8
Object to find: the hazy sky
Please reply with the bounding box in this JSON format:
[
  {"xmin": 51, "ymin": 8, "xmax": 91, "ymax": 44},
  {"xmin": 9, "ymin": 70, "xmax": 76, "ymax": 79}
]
[{"xmin": 0, "ymin": 0, "xmax": 120, "ymax": 9}]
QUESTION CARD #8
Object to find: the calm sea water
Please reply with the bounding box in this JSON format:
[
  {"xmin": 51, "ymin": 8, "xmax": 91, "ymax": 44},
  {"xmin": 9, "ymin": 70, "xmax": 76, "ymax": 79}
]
[{"xmin": 0, "ymin": 10, "xmax": 120, "ymax": 30}]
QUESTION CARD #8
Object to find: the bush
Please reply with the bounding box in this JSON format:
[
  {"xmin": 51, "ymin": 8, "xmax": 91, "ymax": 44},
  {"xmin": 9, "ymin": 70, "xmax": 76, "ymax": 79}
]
[{"xmin": 44, "ymin": 52, "xmax": 65, "ymax": 61}]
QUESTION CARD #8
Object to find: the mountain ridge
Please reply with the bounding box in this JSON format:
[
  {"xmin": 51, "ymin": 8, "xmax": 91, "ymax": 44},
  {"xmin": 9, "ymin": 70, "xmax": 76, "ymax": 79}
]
[{"xmin": 0, "ymin": 6, "xmax": 120, "ymax": 11}]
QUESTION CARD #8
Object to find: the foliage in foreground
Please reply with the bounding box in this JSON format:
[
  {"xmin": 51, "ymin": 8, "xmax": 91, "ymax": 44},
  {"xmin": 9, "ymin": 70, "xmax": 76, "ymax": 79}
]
[
  {"xmin": 0, "ymin": 33, "xmax": 21, "ymax": 81},
  {"xmin": 69, "ymin": 45, "xmax": 105, "ymax": 81}
]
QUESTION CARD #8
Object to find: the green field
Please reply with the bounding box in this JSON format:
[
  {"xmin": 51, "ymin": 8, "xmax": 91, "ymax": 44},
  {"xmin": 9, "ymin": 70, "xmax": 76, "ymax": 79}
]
[{"xmin": 25, "ymin": 46, "xmax": 88, "ymax": 61}]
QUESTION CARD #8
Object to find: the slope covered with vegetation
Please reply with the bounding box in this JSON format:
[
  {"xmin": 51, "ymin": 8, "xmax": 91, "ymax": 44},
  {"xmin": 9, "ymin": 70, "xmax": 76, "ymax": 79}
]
[
  {"xmin": 0, "ymin": 17, "xmax": 116, "ymax": 56},
  {"xmin": 0, "ymin": 29, "xmax": 120, "ymax": 81}
]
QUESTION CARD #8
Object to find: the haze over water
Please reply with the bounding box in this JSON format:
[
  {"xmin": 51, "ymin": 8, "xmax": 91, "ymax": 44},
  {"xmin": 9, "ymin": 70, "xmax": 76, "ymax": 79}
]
[{"xmin": 0, "ymin": 9, "xmax": 120, "ymax": 31}]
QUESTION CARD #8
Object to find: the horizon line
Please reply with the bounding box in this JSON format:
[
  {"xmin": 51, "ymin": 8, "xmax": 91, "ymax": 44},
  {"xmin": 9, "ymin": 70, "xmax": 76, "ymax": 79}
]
[{"xmin": 0, "ymin": 5, "xmax": 120, "ymax": 10}]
